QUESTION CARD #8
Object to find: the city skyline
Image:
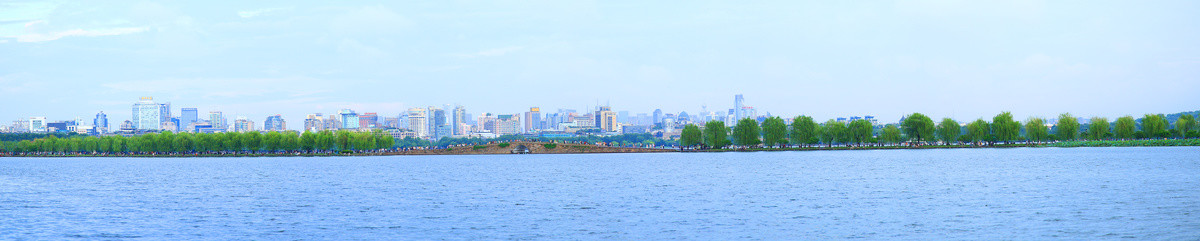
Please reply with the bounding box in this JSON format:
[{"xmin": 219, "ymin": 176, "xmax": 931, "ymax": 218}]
[{"xmin": 3, "ymin": 1, "xmax": 1199, "ymax": 126}]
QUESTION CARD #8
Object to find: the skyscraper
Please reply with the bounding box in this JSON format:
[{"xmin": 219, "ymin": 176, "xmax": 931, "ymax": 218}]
[
  {"xmin": 264, "ymin": 114, "xmax": 286, "ymax": 131},
  {"xmin": 93, "ymin": 111, "xmax": 108, "ymax": 134},
  {"xmin": 304, "ymin": 114, "xmax": 325, "ymax": 132},
  {"xmin": 234, "ymin": 117, "xmax": 255, "ymax": 132},
  {"xmin": 359, "ymin": 113, "xmax": 378, "ymax": 129},
  {"xmin": 653, "ymin": 109, "xmax": 663, "ymax": 124},
  {"xmin": 209, "ymin": 111, "xmax": 227, "ymax": 131},
  {"xmin": 496, "ymin": 114, "xmax": 520, "ymax": 135},
  {"xmin": 408, "ymin": 108, "xmax": 428, "ymax": 138},
  {"xmin": 452, "ymin": 105, "xmax": 466, "ymax": 135},
  {"xmin": 598, "ymin": 106, "xmax": 617, "ymax": 132},
  {"xmin": 339, "ymin": 109, "xmax": 359, "ymax": 129},
  {"xmin": 524, "ymin": 107, "xmax": 540, "ymax": 133},
  {"xmin": 132, "ymin": 97, "xmax": 167, "ymax": 130},
  {"xmin": 28, "ymin": 117, "xmax": 47, "ymax": 133},
  {"xmin": 180, "ymin": 108, "xmax": 198, "ymax": 128},
  {"xmin": 734, "ymin": 94, "xmax": 744, "ymax": 121}
]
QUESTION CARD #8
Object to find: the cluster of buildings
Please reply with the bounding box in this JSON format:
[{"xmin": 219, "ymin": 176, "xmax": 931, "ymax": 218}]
[{"xmin": 1, "ymin": 95, "xmax": 885, "ymax": 140}]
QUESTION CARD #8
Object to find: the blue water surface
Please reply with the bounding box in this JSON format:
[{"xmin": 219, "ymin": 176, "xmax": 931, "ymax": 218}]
[{"xmin": 1, "ymin": 147, "xmax": 1198, "ymax": 240}]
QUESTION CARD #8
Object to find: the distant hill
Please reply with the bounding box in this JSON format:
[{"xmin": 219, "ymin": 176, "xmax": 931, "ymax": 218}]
[{"xmin": 1140, "ymin": 110, "xmax": 1200, "ymax": 124}]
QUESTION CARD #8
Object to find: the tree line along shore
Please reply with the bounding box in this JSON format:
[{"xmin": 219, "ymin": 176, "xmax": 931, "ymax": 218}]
[
  {"xmin": 1, "ymin": 111, "xmax": 1197, "ymax": 157},
  {"xmin": 677, "ymin": 112, "xmax": 1199, "ymax": 150},
  {"xmin": 0, "ymin": 131, "xmax": 672, "ymax": 156}
]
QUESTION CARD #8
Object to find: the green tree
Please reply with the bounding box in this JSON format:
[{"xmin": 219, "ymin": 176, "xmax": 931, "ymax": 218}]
[
  {"xmin": 820, "ymin": 119, "xmax": 845, "ymax": 147},
  {"xmin": 173, "ymin": 134, "xmax": 192, "ymax": 153},
  {"xmin": 878, "ymin": 124, "xmax": 903, "ymax": 145},
  {"xmin": 1141, "ymin": 114, "xmax": 1167, "ymax": 139},
  {"xmin": 936, "ymin": 118, "xmax": 960, "ymax": 145},
  {"xmin": 245, "ymin": 131, "xmax": 263, "ymax": 152},
  {"xmin": 761, "ymin": 117, "xmax": 788, "ymax": 148},
  {"xmin": 319, "ymin": 130, "xmax": 336, "ymax": 152},
  {"xmin": 264, "ymin": 131, "xmax": 282, "ymax": 152},
  {"xmin": 901, "ymin": 113, "xmax": 936, "ymax": 145},
  {"xmin": 374, "ymin": 131, "xmax": 394, "ymax": 150},
  {"xmin": 1087, "ymin": 117, "xmax": 1109, "ymax": 140},
  {"xmin": 1114, "ymin": 116, "xmax": 1137, "ymax": 140},
  {"xmin": 731, "ymin": 118, "xmax": 761, "ymax": 147},
  {"xmin": 301, "ymin": 131, "xmax": 317, "ymax": 151},
  {"xmin": 789, "ymin": 116, "xmax": 817, "ymax": 147},
  {"xmin": 1056, "ymin": 113, "xmax": 1080, "ymax": 141},
  {"xmin": 680, "ymin": 124, "xmax": 703, "ymax": 148},
  {"xmin": 336, "ymin": 130, "xmax": 352, "ymax": 151},
  {"xmin": 966, "ymin": 119, "xmax": 990, "ymax": 145},
  {"xmin": 1175, "ymin": 114, "xmax": 1195, "ymax": 138},
  {"xmin": 991, "ymin": 112, "xmax": 1021, "ymax": 144},
  {"xmin": 702, "ymin": 121, "xmax": 729, "ymax": 149},
  {"xmin": 1024, "ymin": 118, "xmax": 1050, "ymax": 144},
  {"xmin": 847, "ymin": 119, "xmax": 873, "ymax": 146}
]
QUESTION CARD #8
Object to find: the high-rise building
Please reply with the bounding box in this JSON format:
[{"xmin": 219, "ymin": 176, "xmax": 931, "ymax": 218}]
[
  {"xmin": 408, "ymin": 108, "xmax": 428, "ymax": 138},
  {"xmin": 599, "ymin": 107, "xmax": 618, "ymax": 132},
  {"xmin": 734, "ymin": 94, "xmax": 744, "ymax": 121},
  {"xmin": 304, "ymin": 113, "xmax": 325, "ymax": 132},
  {"xmin": 477, "ymin": 113, "xmax": 497, "ymax": 134},
  {"xmin": 131, "ymin": 97, "xmax": 168, "ymax": 130},
  {"xmin": 209, "ymin": 111, "xmax": 227, "ymax": 131},
  {"xmin": 383, "ymin": 117, "xmax": 400, "ymax": 129},
  {"xmin": 359, "ymin": 112, "xmax": 378, "ymax": 129},
  {"xmin": 93, "ymin": 111, "xmax": 109, "ymax": 134},
  {"xmin": 234, "ymin": 117, "xmax": 255, "ymax": 132},
  {"xmin": 452, "ymin": 105, "xmax": 467, "ymax": 135},
  {"xmin": 324, "ymin": 114, "xmax": 340, "ymax": 131},
  {"xmin": 524, "ymin": 107, "xmax": 541, "ymax": 133},
  {"xmin": 340, "ymin": 109, "xmax": 359, "ymax": 129},
  {"xmin": 264, "ymin": 114, "xmax": 286, "ymax": 131},
  {"xmin": 180, "ymin": 108, "xmax": 198, "ymax": 128},
  {"xmin": 28, "ymin": 117, "xmax": 47, "ymax": 133},
  {"xmin": 496, "ymin": 114, "xmax": 520, "ymax": 135},
  {"xmin": 431, "ymin": 108, "xmax": 446, "ymax": 133},
  {"xmin": 653, "ymin": 109, "xmax": 663, "ymax": 124}
]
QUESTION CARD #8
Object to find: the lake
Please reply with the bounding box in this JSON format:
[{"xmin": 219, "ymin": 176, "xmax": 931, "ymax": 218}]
[{"xmin": 1, "ymin": 147, "xmax": 1197, "ymax": 240}]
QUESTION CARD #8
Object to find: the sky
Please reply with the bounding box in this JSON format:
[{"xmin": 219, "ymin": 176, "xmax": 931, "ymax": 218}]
[{"xmin": 2, "ymin": 0, "xmax": 1198, "ymax": 128}]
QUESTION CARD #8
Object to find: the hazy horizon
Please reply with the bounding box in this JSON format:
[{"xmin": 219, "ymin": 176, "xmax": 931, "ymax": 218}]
[{"xmin": 3, "ymin": 1, "xmax": 1198, "ymax": 127}]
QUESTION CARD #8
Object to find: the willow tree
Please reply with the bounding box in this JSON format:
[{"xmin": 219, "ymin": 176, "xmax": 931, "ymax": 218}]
[
  {"xmin": 991, "ymin": 112, "xmax": 1021, "ymax": 144},
  {"xmin": 702, "ymin": 121, "xmax": 729, "ymax": 149},
  {"xmin": 1175, "ymin": 114, "xmax": 1195, "ymax": 138},
  {"xmin": 731, "ymin": 119, "xmax": 762, "ymax": 147},
  {"xmin": 790, "ymin": 116, "xmax": 817, "ymax": 148},
  {"xmin": 936, "ymin": 118, "xmax": 960, "ymax": 145},
  {"xmin": 901, "ymin": 113, "xmax": 936, "ymax": 145},
  {"xmin": 966, "ymin": 119, "xmax": 990, "ymax": 145},
  {"xmin": 820, "ymin": 119, "xmax": 845, "ymax": 147},
  {"xmin": 1141, "ymin": 114, "xmax": 1167, "ymax": 139},
  {"xmin": 847, "ymin": 119, "xmax": 873, "ymax": 146},
  {"xmin": 1056, "ymin": 113, "xmax": 1080, "ymax": 141},
  {"xmin": 879, "ymin": 124, "xmax": 903, "ymax": 145},
  {"xmin": 1024, "ymin": 118, "xmax": 1049, "ymax": 144},
  {"xmin": 679, "ymin": 124, "xmax": 703, "ymax": 148},
  {"xmin": 1087, "ymin": 117, "xmax": 1109, "ymax": 140},
  {"xmin": 761, "ymin": 117, "xmax": 788, "ymax": 148},
  {"xmin": 1114, "ymin": 116, "xmax": 1137, "ymax": 140}
]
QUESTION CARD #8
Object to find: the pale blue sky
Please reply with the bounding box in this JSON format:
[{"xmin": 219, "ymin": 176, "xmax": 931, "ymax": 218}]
[{"xmin": 2, "ymin": 0, "xmax": 1198, "ymax": 127}]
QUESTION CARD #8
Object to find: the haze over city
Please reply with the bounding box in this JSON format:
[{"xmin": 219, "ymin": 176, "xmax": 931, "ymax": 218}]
[{"xmin": 3, "ymin": 1, "xmax": 1198, "ymax": 127}]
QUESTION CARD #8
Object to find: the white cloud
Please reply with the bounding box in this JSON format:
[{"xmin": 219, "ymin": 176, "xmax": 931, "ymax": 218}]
[
  {"xmin": 454, "ymin": 46, "xmax": 525, "ymax": 58},
  {"xmin": 237, "ymin": 7, "xmax": 292, "ymax": 18},
  {"xmin": 15, "ymin": 26, "xmax": 149, "ymax": 42}
]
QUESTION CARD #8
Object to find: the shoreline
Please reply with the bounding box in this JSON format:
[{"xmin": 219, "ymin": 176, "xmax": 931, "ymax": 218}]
[{"xmin": 3, "ymin": 140, "xmax": 1197, "ymax": 158}]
